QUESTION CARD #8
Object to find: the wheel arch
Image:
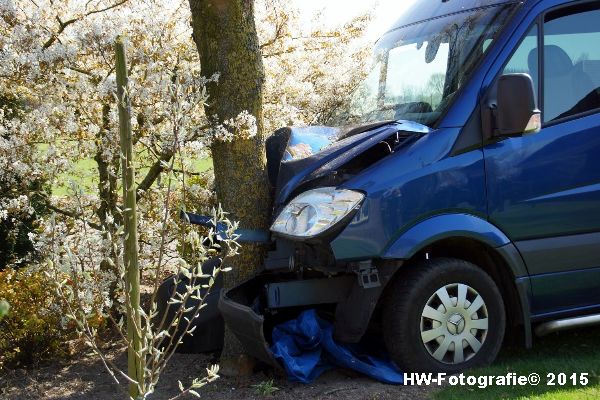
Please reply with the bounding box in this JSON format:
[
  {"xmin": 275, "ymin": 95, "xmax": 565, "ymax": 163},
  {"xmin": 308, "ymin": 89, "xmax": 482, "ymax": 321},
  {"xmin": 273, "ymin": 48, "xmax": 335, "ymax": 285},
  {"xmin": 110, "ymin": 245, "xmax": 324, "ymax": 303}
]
[
  {"xmin": 380, "ymin": 234, "xmax": 533, "ymax": 348},
  {"xmin": 335, "ymin": 214, "xmax": 532, "ymax": 347},
  {"xmin": 382, "ymin": 213, "xmax": 512, "ymax": 261}
]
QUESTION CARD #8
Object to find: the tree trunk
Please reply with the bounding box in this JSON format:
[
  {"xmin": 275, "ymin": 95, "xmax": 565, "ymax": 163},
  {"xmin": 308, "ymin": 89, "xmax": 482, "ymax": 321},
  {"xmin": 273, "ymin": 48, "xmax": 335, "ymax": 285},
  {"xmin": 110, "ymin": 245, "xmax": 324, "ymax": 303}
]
[
  {"xmin": 95, "ymin": 103, "xmax": 122, "ymax": 309},
  {"xmin": 95, "ymin": 104, "xmax": 121, "ymax": 230},
  {"xmin": 188, "ymin": 0, "xmax": 271, "ymax": 361}
]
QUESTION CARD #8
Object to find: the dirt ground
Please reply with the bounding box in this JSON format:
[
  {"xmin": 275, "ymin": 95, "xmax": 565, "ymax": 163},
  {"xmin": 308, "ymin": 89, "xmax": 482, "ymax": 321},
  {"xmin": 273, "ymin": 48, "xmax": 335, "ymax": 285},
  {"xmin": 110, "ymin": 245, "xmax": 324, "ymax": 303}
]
[{"xmin": 0, "ymin": 349, "xmax": 433, "ymax": 400}]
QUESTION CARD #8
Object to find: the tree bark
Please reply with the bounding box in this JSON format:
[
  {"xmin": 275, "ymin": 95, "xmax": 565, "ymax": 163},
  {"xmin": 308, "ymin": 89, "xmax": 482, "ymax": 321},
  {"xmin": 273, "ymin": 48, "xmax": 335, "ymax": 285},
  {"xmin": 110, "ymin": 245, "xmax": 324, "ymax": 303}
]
[
  {"xmin": 95, "ymin": 104, "xmax": 121, "ymax": 230},
  {"xmin": 188, "ymin": 0, "xmax": 271, "ymax": 361},
  {"xmin": 95, "ymin": 103, "xmax": 122, "ymax": 311}
]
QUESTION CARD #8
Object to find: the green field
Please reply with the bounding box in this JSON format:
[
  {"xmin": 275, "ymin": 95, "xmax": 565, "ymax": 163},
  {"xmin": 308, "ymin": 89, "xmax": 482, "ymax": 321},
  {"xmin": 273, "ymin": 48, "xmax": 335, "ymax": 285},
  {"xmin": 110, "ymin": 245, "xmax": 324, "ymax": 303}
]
[
  {"xmin": 433, "ymin": 326, "xmax": 600, "ymax": 400},
  {"xmin": 51, "ymin": 155, "xmax": 213, "ymax": 196}
]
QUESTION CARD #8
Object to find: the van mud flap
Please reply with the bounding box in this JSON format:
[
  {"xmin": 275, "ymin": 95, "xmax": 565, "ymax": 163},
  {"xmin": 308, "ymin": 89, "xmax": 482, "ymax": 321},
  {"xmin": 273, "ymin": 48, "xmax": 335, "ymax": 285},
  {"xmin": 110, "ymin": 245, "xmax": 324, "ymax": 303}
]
[{"xmin": 217, "ymin": 277, "xmax": 282, "ymax": 369}]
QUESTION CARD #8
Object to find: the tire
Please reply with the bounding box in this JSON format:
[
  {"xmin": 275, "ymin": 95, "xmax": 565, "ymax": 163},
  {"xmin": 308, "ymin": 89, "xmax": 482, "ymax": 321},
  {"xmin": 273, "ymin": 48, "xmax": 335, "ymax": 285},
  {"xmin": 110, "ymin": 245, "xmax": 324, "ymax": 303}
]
[{"xmin": 382, "ymin": 257, "xmax": 506, "ymax": 373}]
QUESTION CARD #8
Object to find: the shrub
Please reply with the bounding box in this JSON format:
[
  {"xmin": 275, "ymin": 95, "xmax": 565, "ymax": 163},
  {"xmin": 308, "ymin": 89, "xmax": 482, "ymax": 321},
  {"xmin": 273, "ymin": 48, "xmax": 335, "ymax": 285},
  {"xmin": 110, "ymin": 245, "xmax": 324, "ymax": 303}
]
[
  {"xmin": 0, "ymin": 180, "xmax": 49, "ymax": 270},
  {"xmin": 0, "ymin": 93, "xmax": 50, "ymax": 270},
  {"xmin": 0, "ymin": 268, "xmax": 73, "ymax": 369}
]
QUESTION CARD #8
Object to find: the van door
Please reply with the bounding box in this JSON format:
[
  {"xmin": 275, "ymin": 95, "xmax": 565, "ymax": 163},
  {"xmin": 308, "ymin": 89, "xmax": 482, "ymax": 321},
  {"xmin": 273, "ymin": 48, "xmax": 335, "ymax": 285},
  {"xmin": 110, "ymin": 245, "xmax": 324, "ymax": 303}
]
[{"xmin": 484, "ymin": 2, "xmax": 600, "ymax": 318}]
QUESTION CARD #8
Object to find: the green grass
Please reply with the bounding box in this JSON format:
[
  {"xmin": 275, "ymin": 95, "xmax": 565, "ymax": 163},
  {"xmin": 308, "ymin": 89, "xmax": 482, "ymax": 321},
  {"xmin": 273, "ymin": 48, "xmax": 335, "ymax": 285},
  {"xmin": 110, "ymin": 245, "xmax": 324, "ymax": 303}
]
[
  {"xmin": 51, "ymin": 156, "xmax": 213, "ymax": 197},
  {"xmin": 53, "ymin": 157, "xmax": 98, "ymax": 196},
  {"xmin": 433, "ymin": 326, "xmax": 600, "ymax": 400},
  {"xmin": 37, "ymin": 143, "xmax": 213, "ymax": 196},
  {"xmin": 252, "ymin": 379, "xmax": 280, "ymax": 396}
]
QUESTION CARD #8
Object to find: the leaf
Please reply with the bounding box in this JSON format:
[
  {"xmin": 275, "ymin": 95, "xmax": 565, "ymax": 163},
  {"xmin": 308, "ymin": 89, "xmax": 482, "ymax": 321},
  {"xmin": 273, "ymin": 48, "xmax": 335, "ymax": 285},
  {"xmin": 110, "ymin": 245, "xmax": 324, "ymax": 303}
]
[
  {"xmin": 178, "ymin": 380, "xmax": 184, "ymax": 392},
  {"xmin": 0, "ymin": 299, "xmax": 10, "ymax": 318}
]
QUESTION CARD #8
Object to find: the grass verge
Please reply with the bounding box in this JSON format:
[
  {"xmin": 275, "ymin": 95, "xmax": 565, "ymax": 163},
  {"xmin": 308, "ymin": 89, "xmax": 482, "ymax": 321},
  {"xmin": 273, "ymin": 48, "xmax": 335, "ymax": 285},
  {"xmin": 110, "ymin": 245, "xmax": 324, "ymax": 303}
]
[{"xmin": 433, "ymin": 326, "xmax": 600, "ymax": 400}]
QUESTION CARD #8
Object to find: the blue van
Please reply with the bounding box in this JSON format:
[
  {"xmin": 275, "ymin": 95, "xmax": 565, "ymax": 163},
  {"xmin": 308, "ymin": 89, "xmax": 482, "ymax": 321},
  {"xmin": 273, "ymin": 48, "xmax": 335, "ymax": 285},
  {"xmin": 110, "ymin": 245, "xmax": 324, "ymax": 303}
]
[{"xmin": 186, "ymin": 0, "xmax": 600, "ymax": 373}]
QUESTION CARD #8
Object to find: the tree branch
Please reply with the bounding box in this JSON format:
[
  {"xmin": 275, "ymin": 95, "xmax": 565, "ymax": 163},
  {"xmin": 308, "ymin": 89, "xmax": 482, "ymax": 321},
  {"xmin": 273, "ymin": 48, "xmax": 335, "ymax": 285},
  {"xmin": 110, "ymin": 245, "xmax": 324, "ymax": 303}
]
[
  {"xmin": 42, "ymin": 17, "xmax": 77, "ymax": 50},
  {"xmin": 47, "ymin": 203, "xmax": 103, "ymax": 231},
  {"xmin": 135, "ymin": 149, "xmax": 173, "ymax": 200},
  {"xmin": 136, "ymin": 124, "xmax": 210, "ymax": 200},
  {"xmin": 42, "ymin": 0, "xmax": 130, "ymax": 50},
  {"xmin": 65, "ymin": 65, "xmax": 97, "ymax": 78},
  {"xmin": 172, "ymin": 168, "xmax": 207, "ymax": 176},
  {"xmin": 263, "ymin": 45, "xmax": 331, "ymax": 58},
  {"xmin": 259, "ymin": 14, "xmax": 287, "ymax": 50},
  {"xmin": 85, "ymin": 0, "xmax": 129, "ymax": 17}
]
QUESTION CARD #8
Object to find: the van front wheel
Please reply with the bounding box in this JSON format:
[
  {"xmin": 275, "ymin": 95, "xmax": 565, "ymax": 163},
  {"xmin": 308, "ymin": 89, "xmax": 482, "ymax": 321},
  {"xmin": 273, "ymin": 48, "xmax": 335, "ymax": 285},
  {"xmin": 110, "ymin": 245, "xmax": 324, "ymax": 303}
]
[{"xmin": 382, "ymin": 258, "xmax": 506, "ymax": 373}]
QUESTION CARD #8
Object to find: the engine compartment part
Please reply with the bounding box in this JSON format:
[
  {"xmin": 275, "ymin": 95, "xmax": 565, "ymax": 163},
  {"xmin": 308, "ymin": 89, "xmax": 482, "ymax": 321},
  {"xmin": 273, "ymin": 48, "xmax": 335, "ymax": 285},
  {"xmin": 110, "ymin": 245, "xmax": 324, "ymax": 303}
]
[{"xmin": 269, "ymin": 122, "xmax": 429, "ymax": 210}]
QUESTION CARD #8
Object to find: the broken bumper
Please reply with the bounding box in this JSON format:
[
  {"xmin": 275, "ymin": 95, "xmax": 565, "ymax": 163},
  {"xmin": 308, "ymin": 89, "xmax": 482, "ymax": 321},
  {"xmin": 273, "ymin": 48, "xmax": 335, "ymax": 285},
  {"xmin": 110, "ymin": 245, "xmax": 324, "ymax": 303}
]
[
  {"xmin": 218, "ymin": 277, "xmax": 282, "ymax": 368},
  {"xmin": 217, "ymin": 273, "xmax": 357, "ymax": 368}
]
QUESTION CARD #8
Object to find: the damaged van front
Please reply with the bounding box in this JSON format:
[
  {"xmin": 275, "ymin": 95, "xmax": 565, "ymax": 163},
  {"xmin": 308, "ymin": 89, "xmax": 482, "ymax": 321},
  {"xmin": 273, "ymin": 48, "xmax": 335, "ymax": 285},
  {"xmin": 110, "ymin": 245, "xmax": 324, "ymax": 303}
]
[
  {"xmin": 188, "ymin": 0, "xmax": 600, "ymax": 374},
  {"xmin": 214, "ymin": 0, "xmax": 528, "ymax": 374},
  {"xmin": 218, "ymin": 120, "xmax": 433, "ymax": 368}
]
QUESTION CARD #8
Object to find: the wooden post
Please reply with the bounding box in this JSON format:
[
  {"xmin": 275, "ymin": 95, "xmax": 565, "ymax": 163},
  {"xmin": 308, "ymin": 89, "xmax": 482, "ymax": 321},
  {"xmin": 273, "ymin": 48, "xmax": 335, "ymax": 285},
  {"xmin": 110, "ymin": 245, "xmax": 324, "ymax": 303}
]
[{"xmin": 115, "ymin": 35, "xmax": 143, "ymax": 399}]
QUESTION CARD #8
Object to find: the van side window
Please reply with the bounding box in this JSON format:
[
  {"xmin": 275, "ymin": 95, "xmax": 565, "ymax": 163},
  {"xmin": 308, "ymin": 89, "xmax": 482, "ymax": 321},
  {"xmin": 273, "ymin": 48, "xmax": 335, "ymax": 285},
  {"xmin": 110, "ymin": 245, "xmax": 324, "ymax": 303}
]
[
  {"xmin": 542, "ymin": 5, "xmax": 600, "ymax": 122},
  {"xmin": 503, "ymin": 25, "xmax": 538, "ymax": 104}
]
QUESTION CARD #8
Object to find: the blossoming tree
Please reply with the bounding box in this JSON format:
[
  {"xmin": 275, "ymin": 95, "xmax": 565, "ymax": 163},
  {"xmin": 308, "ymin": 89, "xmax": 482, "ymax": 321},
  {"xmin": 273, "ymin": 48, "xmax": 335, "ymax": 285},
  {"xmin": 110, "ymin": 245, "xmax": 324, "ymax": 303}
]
[{"xmin": 0, "ymin": 0, "xmax": 371, "ymax": 391}]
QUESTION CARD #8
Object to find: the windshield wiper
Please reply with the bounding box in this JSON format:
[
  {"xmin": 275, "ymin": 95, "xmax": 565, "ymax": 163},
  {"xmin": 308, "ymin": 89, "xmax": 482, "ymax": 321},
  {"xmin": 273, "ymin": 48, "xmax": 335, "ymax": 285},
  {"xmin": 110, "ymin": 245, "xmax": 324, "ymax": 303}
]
[{"xmin": 337, "ymin": 120, "xmax": 397, "ymax": 140}]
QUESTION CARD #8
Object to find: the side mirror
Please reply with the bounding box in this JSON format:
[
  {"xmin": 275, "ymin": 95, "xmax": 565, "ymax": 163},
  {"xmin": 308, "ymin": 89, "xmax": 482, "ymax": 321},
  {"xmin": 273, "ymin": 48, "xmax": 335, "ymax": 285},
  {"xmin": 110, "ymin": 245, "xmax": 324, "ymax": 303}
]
[{"xmin": 495, "ymin": 73, "xmax": 541, "ymax": 136}]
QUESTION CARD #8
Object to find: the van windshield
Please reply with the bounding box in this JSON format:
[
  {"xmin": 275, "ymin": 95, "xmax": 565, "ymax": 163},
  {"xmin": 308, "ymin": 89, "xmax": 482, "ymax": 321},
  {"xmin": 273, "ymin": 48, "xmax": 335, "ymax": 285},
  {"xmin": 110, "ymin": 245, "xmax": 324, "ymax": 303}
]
[{"xmin": 336, "ymin": 4, "xmax": 517, "ymax": 128}]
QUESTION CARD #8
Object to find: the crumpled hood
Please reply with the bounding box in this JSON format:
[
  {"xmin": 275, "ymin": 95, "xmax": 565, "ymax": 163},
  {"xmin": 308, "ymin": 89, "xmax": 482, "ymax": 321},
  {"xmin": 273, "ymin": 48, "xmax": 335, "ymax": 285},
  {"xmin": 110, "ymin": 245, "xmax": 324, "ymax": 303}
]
[{"xmin": 266, "ymin": 120, "xmax": 431, "ymax": 209}]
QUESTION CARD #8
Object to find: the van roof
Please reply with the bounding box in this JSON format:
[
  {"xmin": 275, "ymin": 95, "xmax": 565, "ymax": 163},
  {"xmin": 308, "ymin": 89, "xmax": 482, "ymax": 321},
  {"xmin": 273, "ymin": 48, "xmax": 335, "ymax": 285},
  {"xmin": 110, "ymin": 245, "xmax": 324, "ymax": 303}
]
[{"xmin": 386, "ymin": 0, "xmax": 518, "ymax": 34}]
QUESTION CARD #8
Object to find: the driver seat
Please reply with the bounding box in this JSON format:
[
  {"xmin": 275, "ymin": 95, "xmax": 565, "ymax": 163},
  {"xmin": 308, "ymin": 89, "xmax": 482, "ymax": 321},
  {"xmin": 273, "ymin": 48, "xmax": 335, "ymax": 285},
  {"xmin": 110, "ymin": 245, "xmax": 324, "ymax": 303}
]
[{"xmin": 528, "ymin": 45, "xmax": 599, "ymax": 121}]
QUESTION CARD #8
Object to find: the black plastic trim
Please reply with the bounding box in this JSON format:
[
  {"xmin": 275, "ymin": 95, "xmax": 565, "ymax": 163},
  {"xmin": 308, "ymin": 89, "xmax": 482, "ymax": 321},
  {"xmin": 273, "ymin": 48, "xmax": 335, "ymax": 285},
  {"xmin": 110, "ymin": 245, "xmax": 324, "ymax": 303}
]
[
  {"xmin": 265, "ymin": 276, "xmax": 354, "ymax": 309},
  {"xmin": 218, "ymin": 287, "xmax": 281, "ymax": 368},
  {"xmin": 333, "ymin": 261, "xmax": 401, "ymax": 343}
]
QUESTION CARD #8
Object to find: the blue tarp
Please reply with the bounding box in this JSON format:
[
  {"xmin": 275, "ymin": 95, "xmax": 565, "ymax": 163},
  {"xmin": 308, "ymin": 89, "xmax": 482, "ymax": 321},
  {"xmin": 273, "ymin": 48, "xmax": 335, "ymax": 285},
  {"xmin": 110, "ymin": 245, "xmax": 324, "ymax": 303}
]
[{"xmin": 270, "ymin": 310, "xmax": 404, "ymax": 384}]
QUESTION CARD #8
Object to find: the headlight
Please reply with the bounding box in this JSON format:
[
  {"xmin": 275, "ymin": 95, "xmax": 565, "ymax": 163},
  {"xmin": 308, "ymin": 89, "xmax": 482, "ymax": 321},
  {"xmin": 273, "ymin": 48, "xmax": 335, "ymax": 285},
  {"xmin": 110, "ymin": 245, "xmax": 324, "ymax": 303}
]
[{"xmin": 271, "ymin": 187, "xmax": 364, "ymax": 239}]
